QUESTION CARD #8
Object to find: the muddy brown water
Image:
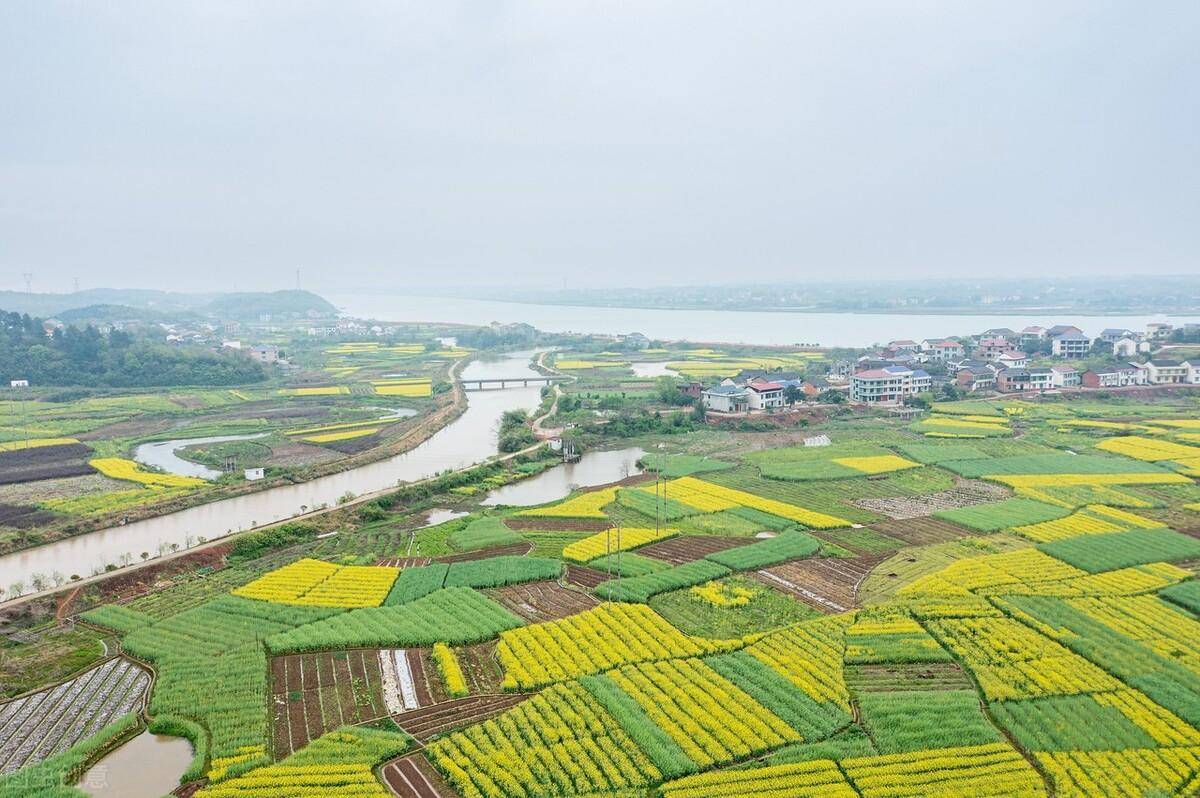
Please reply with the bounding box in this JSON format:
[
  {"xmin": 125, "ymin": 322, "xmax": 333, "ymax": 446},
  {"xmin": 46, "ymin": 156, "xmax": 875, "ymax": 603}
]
[{"xmin": 77, "ymin": 731, "xmax": 193, "ymax": 798}]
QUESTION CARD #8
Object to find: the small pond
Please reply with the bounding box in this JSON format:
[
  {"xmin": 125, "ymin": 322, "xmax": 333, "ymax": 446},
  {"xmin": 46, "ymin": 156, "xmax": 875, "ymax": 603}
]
[{"xmin": 77, "ymin": 730, "xmax": 193, "ymax": 798}]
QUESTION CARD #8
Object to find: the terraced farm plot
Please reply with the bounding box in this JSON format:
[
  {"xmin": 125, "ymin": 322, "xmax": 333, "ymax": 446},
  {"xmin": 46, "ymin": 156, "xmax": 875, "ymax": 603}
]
[
  {"xmin": 486, "ymin": 580, "xmax": 598, "ymax": 622},
  {"xmin": 0, "ymin": 657, "xmax": 149, "ymax": 774},
  {"xmin": 756, "ymin": 553, "xmax": 890, "ymax": 613},
  {"xmin": 635, "ymin": 534, "xmax": 757, "ymax": 564}
]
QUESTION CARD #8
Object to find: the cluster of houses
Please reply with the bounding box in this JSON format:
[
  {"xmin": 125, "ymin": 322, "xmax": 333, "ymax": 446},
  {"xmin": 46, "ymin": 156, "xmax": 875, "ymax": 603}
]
[
  {"xmin": 698, "ymin": 322, "xmax": 1200, "ymax": 412},
  {"xmin": 699, "ymin": 370, "xmax": 828, "ymax": 413},
  {"xmin": 841, "ymin": 323, "xmax": 1200, "ymax": 405}
]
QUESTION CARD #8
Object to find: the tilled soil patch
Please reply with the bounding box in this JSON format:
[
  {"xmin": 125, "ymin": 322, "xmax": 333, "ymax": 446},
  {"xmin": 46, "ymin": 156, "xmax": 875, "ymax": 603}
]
[
  {"xmin": 433, "ymin": 542, "xmax": 532, "ymax": 563},
  {"xmin": 0, "ymin": 444, "xmax": 95, "ymax": 485},
  {"xmin": 391, "ymin": 694, "xmax": 530, "ymax": 742},
  {"xmin": 380, "ymin": 752, "xmax": 461, "ymax": 798},
  {"xmin": 637, "ymin": 534, "xmax": 756, "ymax": 565},
  {"xmin": 487, "ymin": 580, "xmax": 598, "ymax": 622},
  {"xmin": 502, "ymin": 517, "xmax": 612, "ymax": 532},
  {"xmin": 456, "ymin": 641, "xmax": 503, "ymax": 694},
  {"xmin": 755, "ymin": 553, "xmax": 891, "ymax": 613},
  {"xmin": 269, "ymin": 650, "xmax": 388, "ymax": 757},
  {"xmin": 563, "ymin": 564, "xmax": 608, "ymax": 589},
  {"xmin": 0, "ymin": 503, "xmax": 56, "ymax": 529},
  {"xmin": 868, "ymin": 517, "xmax": 974, "ymax": 546}
]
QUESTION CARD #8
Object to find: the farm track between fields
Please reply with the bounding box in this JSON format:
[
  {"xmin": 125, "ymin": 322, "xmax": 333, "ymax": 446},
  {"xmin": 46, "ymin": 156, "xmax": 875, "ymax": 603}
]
[{"xmin": 636, "ymin": 534, "xmax": 756, "ymax": 564}]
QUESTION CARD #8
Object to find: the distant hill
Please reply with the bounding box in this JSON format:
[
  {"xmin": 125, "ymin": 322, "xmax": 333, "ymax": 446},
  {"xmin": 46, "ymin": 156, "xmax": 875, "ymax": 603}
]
[
  {"xmin": 56, "ymin": 304, "xmax": 205, "ymax": 325},
  {"xmin": 0, "ymin": 289, "xmax": 336, "ymax": 322},
  {"xmin": 206, "ymin": 290, "xmax": 338, "ymax": 320}
]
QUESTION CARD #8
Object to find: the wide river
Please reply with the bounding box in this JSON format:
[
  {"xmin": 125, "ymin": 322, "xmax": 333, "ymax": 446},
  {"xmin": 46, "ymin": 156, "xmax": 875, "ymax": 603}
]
[
  {"xmin": 0, "ymin": 351, "xmax": 543, "ymax": 591},
  {"xmin": 329, "ymin": 292, "xmax": 1196, "ymax": 348}
]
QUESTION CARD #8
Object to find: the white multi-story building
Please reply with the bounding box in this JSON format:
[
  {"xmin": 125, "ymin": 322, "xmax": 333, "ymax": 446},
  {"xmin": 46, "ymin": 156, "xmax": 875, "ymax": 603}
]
[
  {"xmin": 850, "ymin": 366, "xmax": 931, "ymax": 404},
  {"xmin": 1051, "ymin": 333, "xmax": 1091, "ymax": 359}
]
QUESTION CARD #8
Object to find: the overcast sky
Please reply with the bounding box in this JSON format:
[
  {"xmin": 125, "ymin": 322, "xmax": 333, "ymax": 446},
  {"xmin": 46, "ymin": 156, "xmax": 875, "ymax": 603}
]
[{"xmin": 1, "ymin": 1, "xmax": 1197, "ymax": 294}]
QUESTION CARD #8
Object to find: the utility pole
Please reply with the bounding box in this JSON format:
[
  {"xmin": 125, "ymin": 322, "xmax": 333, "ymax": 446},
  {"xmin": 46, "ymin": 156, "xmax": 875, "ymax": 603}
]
[{"xmin": 9, "ymin": 380, "xmax": 31, "ymax": 449}]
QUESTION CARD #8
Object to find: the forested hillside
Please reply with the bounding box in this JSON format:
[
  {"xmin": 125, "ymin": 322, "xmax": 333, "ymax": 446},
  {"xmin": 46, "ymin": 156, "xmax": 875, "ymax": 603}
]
[{"xmin": 0, "ymin": 312, "xmax": 265, "ymax": 387}]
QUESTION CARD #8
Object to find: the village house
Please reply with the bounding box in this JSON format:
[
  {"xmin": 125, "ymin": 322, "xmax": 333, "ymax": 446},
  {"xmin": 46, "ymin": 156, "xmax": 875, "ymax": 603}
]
[
  {"xmin": 887, "ymin": 340, "xmax": 920, "ymax": 352},
  {"xmin": 1020, "ymin": 326, "xmax": 1046, "ymax": 347},
  {"xmin": 1146, "ymin": 322, "xmax": 1174, "ymax": 340},
  {"xmin": 1081, "ymin": 365, "xmax": 1144, "ymax": 388},
  {"xmin": 925, "ymin": 340, "xmax": 966, "ymax": 362},
  {"xmin": 1140, "ymin": 359, "xmax": 1191, "ymax": 384},
  {"xmin": 1099, "ymin": 328, "xmax": 1137, "ymax": 344},
  {"xmin": 956, "ymin": 365, "xmax": 996, "ymax": 392},
  {"xmin": 849, "ymin": 365, "xmax": 931, "ymax": 404},
  {"xmin": 248, "ymin": 345, "xmax": 280, "ymax": 364},
  {"xmin": 1051, "ymin": 332, "xmax": 1091, "ymax": 359},
  {"xmin": 995, "ymin": 367, "xmax": 1054, "ymax": 393},
  {"xmin": 701, "ymin": 383, "xmax": 750, "ymax": 413},
  {"xmin": 1110, "ymin": 337, "xmax": 1147, "ymax": 358},
  {"xmin": 1046, "ymin": 324, "xmax": 1084, "ymax": 338},
  {"xmin": 1050, "ymin": 364, "xmax": 1081, "ymax": 388},
  {"xmin": 996, "ymin": 351, "xmax": 1029, "ymax": 369},
  {"xmin": 746, "ymin": 380, "xmax": 785, "ymax": 410},
  {"xmin": 975, "ymin": 337, "xmax": 1014, "ymax": 361}
]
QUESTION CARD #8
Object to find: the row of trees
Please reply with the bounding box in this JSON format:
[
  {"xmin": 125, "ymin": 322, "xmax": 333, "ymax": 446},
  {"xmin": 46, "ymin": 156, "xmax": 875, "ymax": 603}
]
[{"xmin": 0, "ymin": 311, "xmax": 266, "ymax": 387}]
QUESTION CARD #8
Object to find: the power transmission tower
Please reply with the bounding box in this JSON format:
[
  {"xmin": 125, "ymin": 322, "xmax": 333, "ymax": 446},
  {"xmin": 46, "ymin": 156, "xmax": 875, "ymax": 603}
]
[
  {"xmin": 73, "ymin": 277, "xmax": 80, "ymax": 293},
  {"xmin": 21, "ymin": 273, "xmax": 32, "ymax": 293},
  {"xmin": 296, "ymin": 269, "xmax": 301, "ymax": 290}
]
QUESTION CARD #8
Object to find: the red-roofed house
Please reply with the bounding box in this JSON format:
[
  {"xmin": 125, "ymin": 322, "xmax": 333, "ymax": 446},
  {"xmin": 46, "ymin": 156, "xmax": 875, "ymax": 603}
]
[{"xmin": 746, "ymin": 380, "xmax": 785, "ymax": 410}]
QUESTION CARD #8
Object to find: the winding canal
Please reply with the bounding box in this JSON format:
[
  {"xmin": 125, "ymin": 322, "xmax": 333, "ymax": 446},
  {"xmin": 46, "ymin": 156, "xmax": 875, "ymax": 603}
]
[{"xmin": 0, "ymin": 351, "xmax": 544, "ymax": 590}]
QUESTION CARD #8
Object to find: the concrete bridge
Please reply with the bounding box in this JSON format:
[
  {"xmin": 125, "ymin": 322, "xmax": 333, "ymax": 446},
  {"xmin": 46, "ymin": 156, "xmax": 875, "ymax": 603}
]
[{"xmin": 460, "ymin": 375, "xmax": 567, "ymax": 391}]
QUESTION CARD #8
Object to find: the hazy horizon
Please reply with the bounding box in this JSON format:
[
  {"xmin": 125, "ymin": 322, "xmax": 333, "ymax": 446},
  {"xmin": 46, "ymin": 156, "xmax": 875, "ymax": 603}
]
[{"xmin": 3, "ymin": 2, "xmax": 1197, "ymax": 294}]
